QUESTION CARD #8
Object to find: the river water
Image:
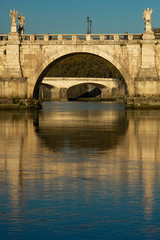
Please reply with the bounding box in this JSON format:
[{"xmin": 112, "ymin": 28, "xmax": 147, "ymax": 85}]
[{"xmin": 0, "ymin": 101, "xmax": 160, "ymax": 239}]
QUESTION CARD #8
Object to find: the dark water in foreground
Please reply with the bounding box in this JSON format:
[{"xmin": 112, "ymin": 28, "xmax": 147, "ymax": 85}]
[{"xmin": 0, "ymin": 101, "xmax": 160, "ymax": 240}]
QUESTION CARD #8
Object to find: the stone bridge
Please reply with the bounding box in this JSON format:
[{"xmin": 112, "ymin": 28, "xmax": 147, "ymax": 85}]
[
  {"xmin": 41, "ymin": 77, "xmax": 124, "ymax": 99},
  {"xmin": 0, "ymin": 8, "xmax": 160, "ymax": 100}
]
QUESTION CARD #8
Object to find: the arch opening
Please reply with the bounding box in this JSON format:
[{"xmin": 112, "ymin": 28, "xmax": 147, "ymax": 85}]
[
  {"xmin": 67, "ymin": 83, "xmax": 102, "ymax": 101},
  {"xmin": 34, "ymin": 53, "xmax": 129, "ymax": 100}
]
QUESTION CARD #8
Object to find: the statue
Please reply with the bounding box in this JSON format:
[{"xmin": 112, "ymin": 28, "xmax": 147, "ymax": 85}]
[
  {"xmin": 143, "ymin": 8, "xmax": 152, "ymax": 22},
  {"xmin": 18, "ymin": 13, "xmax": 25, "ymax": 35},
  {"xmin": 143, "ymin": 8, "xmax": 153, "ymax": 33},
  {"xmin": 10, "ymin": 9, "xmax": 18, "ymax": 26},
  {"xmin": 9, "ymin": 9, "xmax": 18, "ymax": 33}
]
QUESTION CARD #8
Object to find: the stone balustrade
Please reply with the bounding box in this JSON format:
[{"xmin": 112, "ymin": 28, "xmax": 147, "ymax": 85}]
[
  {"xmin": 0, "ymin": 33, "xmax": 144, "ymax": 43},
  {"xmin": 0, "ymin": 35, "xmax": 8, "ymax": 41}
]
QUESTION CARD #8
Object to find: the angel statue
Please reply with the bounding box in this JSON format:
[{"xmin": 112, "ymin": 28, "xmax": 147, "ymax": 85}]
[
  {"xmin": 10, "ymin": 9, "xmax": 18, "ymax": 26},
  {"xmin": 143, "ymin": 8, "xmax": 152, "ymax": 22},
  {"xmin": 18, "ymin": 13, "xmax": 25, "ymax": 35},
  {"xmin": 143, "ymin": 8, "xmax": 153, "ymax": 33}
]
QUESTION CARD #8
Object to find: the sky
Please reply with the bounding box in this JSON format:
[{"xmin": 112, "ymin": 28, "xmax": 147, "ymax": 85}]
[{"xmin": 0, "ymin": 0, "xmax": 160, "ymax": 34}]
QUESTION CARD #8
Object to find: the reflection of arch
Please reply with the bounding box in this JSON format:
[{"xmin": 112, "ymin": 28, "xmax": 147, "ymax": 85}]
[
  {"xmin": 34, "ymin": 103, "xmax": 129, "ymax": 152},
  {"xmin": 31, "ymin": 49, "xmax": 134, "ymax": 99}
]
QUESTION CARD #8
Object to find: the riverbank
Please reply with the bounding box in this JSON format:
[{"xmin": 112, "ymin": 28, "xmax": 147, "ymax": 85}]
[
  {"xmin": 1, "ymin": 96, "xmax": 160, "ymax": 110},
  {"xmin": 125, "ymin": 97, "xmax": 160, "ymax": 109},
  {"xmin": 0, "ymin": 98, "xmax": 42, "ymax": 110}
]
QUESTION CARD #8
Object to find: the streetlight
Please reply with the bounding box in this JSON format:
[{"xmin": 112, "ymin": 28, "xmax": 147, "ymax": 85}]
[
  {"xmin": 87, "ymin": 16, "xmax": 90, "ymax": 34},
  {"xmin": 90, "ymin": 20, "xmax": 92, "ymax": 34}
]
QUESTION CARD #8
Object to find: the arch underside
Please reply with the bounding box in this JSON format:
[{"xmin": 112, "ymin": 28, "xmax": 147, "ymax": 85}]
[{"xmin": 33, "ymin": 48, "xmax": 134, "ymax": 99}]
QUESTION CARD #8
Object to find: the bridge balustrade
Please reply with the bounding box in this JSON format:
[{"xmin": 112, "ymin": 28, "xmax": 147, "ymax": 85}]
[
  {"xmin": 49, "ymin": 35, "xmax": 58, "ymax": 40},
  {"xmin": 0, "ymin": 33, "xmax": 144, "ymax": 43},
  {"xmin": 0, "ymin": 35, "xmax": 8, "ymax": 41},
  {"xmin": 21, "ymin": 35, "xmax": 30, "ymax": 41},
  {"xmin": 132, "ymin": 34, "xmax": 143, "ymax": 40},
  {"xmin": 91, "ymin": 35, "xmax": 101, "ymax": 40},
  {"xmin": 34, "ymin": 35, "xmax": 44, "ymax": 41},
  {"xmin": 76, "ymin": 35, "xmax": 86, "ymax": 41},
  {"xmin": 154, "ymin": 33, "xmax": 160, "ymax": 40},
  {"xmin": 62, "ymin": 35, "xmax": 72, "ymax": 41},
  {"xmin": 105, "ymin": 35, "xmax": 114, "ymax": 40}
]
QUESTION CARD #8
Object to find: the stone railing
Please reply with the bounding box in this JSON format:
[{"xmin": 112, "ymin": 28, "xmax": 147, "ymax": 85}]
[
  {"xmin": 20, "ymin": 34, "xmax": 143, "ymax": 42},
  {"xmin": 155, "ymin": 33, "xmax": 160, "ymax": 40},
  {"xmin": 2, "ymin": 33, "xmax": 160, "ymax": 43},
  {"xmin": 0, "ymin": 33, "xmax": 147, "ymax": 43},
  {"xmin": 0, "ymin": 35, "xmax": 8, "ymax": 41}
]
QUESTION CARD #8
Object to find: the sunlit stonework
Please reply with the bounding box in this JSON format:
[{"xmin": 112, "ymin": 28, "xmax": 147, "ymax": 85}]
[{"xmin": 0, "ymin": 8, "xmax": 160, "ymax": 107}]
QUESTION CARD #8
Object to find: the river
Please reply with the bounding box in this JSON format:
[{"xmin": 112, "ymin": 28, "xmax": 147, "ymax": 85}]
[{"xmin": 0, "ymin": 101, "xmax": 160, "ymax": 239}]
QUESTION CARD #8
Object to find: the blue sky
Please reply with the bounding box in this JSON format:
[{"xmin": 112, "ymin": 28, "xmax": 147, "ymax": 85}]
[{"xmin": 0, "ymin": 0, "xmax": 160, "ymax": 34}]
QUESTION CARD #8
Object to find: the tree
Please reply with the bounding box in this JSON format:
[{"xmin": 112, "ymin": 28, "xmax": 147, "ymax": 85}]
[{"xmin": 46, "ymin": 53, "xmax": 125, "ymax": 83}]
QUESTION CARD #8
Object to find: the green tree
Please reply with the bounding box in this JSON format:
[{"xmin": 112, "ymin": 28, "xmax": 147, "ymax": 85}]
[{"xmin": 46, "ymin": 53, "xmax": 124, "ymax": 83}]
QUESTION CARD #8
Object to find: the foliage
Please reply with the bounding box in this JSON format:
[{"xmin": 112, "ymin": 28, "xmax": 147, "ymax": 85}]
[{"xmin": 46, "ymin": 54, "xmax": 124, "ymax": 81}]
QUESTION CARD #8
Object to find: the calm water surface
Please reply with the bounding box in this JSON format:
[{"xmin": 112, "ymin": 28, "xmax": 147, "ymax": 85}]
[{"xmin": 0, "ymin": 101, "xmax": 160, "ymax": 239}]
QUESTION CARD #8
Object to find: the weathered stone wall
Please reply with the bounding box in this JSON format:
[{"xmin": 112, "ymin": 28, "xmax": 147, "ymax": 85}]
[
  {"xmin": 0, "ymin": 78, "xmax": 27, "ymax": 98},
  {"xmin": 0, "ymin": 45, "xmax": 6, "ymax": 75},
  {"xmin": 135, "ymin": 78, "xmax": 160, "ymax": 96}
]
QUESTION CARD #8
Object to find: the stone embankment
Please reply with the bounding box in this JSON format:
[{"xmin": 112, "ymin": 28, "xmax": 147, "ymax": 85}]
[
  {"xmin": 125, "ymin": 96, "xmax": 160, "ymax": 109},
  {"xmin": 0, "ymin": 98, "xmax": 42, "ymax": 110}
]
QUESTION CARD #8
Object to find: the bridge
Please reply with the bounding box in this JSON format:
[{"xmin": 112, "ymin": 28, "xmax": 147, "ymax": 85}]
[
  {"xmin": 0, "ymin": 8, "xmax": 160, "ymax": 101},
  {"xmin": 41, "ymin": 77, "xmax": 124, "ymax": 100}
]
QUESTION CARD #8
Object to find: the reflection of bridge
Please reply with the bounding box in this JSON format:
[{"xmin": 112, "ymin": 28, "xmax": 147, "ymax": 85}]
[
  {"xmin": 1, "ymin": 104, "xmax": 160, "ymax": 217},
  {"xmin": 0, "ymin": 8, "xmax": 160, "ymax": 100}
]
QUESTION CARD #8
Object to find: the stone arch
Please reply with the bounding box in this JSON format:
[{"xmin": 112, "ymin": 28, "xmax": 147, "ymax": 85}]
[
  {"xmin": 28, "ymin": 47, "xmax": 135, "ymax": 99},
  {"xmin": 67, "ymin": 82, "xmax": 106, "ymax": 100}
]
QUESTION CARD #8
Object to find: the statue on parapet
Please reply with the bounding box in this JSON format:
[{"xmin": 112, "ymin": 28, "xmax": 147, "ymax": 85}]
[
  {"xmin": 10, "ymin": 9, "xmax": 18, "ymax": 26},
  {"xmin": 9, "ymin": 9, "xmax": 18, "ymax": 33},
  {"xmin": 18, "ymin": 13, "xmax": 25, "ymax": 35},
  {"xmin": 143, "ymin": 8, "xmax": 152, "ymax": 22},
  {"xmin": 143, "ymin": 8, "xmax": 153, "ymax": 33}
]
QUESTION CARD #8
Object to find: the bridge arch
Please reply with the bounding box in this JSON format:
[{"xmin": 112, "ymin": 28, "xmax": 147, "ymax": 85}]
[
  {"xmin": 67, "ymin": 82, "xmax": 111, "ymax": 100},
  {"xmin": 30, "ymin": 47, "xmax": 135, "ymax": 99}
]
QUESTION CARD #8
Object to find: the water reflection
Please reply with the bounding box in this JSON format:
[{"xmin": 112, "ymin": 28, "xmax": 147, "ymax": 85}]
[
  {"xmin": 36, "ymin": 103, "xmax": 128, "ymax": 152},
  {"xmin": 0, "ymin": 102, "xmax": 160, "ymax": 239}
]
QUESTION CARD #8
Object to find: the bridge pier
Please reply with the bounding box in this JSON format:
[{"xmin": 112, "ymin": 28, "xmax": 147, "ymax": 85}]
[
  {"xmin": 4, "ymin": 36, "xmax": 22, "ymax": 77},
  {"xmin": 59, "ymin": 88, "xmax": 68, "ymax": 100}
]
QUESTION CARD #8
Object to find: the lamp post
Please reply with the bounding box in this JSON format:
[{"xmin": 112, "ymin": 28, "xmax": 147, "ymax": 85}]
[
  {"xmin": 90, "ymin": 20, "xmax": 92, "ymax": 34},
  {"xmin": 87, "ymin": 16, "xmax": 90, "ymax": 34}
]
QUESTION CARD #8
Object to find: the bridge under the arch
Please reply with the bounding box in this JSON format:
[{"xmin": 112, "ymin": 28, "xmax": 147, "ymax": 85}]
[{"xmin": 40, "ymin": 77, "xmax": 125, "ymax": 100}]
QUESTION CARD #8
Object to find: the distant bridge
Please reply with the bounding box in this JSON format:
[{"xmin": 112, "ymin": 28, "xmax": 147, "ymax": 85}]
[{"xmin": 41, "ymin": 77, "xmax": 124, "ymax": 99}]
